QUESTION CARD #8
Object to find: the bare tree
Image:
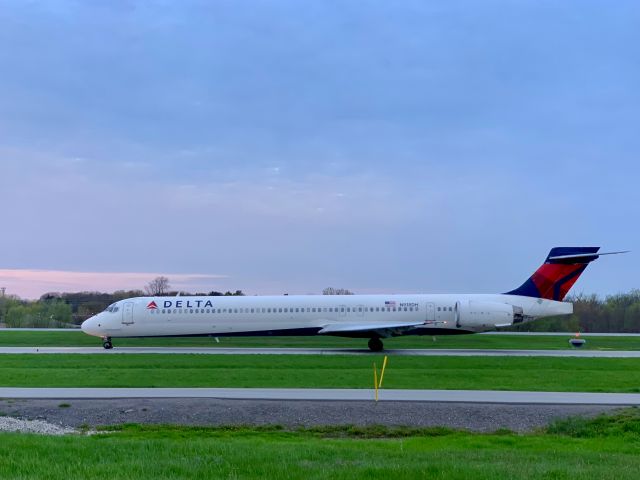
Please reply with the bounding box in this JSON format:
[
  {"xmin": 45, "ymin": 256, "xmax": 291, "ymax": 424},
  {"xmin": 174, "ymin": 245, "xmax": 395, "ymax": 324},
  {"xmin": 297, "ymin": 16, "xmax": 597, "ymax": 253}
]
[
  {"xmin": 145, "ymin": 276, "xmax": 171, "ymax": 296},
  {"xmin": 322, "ymin": 287, "xmax": 354, "ymax": 295}
]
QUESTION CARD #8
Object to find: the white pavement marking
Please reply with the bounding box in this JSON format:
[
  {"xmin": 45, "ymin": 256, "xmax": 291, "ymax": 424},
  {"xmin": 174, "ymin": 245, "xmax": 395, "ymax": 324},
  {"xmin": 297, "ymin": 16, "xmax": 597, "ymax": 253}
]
[
  {"xmin": 1, "ymin": 347, "xmax": 640, "ymax": 357},
  {"xmin": 1, "ymin": 387, "xmax": 640, "ymax": 404}
]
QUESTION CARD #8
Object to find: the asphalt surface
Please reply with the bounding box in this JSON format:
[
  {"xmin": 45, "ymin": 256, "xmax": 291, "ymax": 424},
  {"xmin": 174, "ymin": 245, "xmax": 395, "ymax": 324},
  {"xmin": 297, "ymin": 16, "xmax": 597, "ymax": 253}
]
[
  {"xmin": 1, "ymin": 387, "xmax": 640, "ymax": 405},
  {"xmin": 2, "ymin": 346, "xmax": 640, "ymax": 357},
  {"xmin": 0, "ymin": 398, "xmax": 619, "ymax": 432}
]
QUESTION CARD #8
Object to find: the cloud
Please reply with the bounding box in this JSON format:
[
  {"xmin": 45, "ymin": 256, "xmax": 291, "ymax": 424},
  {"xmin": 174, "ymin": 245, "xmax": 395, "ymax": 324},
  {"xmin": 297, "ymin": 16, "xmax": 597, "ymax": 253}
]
[{"xmin": 0, "ymin": 1, "xmax": 638, "ymax": 299}]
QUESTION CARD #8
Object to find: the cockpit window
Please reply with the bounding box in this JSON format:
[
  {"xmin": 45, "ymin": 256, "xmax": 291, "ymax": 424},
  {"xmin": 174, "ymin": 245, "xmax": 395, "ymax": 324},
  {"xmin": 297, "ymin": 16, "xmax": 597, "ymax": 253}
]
[{"xmin": 105, "ymin": 303, "xmax": 120, "ymax": 313}]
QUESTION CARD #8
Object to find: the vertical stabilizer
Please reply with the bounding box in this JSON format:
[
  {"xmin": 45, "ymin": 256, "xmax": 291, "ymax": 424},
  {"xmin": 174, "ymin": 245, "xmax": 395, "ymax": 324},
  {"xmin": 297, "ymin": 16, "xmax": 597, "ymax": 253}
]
[{"xmin": 506, "ymin": 247, "xmax": 601, "ymax": 301}]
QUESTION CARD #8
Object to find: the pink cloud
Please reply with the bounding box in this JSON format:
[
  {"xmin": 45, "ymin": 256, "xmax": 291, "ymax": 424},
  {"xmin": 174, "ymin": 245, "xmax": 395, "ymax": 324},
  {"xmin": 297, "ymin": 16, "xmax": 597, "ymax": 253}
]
[{"xmin": 0, "ymin": 269, "xmax": 228, "ymax": 299}]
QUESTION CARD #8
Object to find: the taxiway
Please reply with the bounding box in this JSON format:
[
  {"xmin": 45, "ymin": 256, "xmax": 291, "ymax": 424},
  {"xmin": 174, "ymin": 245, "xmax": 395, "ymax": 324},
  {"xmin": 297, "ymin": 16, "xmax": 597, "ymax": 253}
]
[
  {"xmin": 1, "ymin": 346, "xmax": 640, "ymax": 357},
  {"xmin": 1, "ymin": 387, "xmax": 640, "ymax": 404}
]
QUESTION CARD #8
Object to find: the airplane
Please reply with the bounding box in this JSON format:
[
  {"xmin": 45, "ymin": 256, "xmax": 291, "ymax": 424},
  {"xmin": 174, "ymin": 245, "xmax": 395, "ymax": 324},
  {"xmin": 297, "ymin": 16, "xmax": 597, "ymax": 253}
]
[{"xmin": 81, "ymin": 247, "xmax": 626, "ymax": 351}]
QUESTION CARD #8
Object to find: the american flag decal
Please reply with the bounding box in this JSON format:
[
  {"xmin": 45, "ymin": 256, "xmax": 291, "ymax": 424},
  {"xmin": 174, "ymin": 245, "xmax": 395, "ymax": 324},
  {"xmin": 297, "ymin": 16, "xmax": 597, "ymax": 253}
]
[{"xmin": 384, "ymin": 301, "xmax": 396, "ymax": 306}]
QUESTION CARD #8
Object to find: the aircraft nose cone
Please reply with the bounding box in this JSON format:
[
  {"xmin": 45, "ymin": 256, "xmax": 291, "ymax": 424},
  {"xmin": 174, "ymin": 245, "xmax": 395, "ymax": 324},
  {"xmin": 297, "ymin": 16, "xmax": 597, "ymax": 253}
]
[{"xmin": 81, "ymin": 315, "xmax": 101, "ymax": 336}]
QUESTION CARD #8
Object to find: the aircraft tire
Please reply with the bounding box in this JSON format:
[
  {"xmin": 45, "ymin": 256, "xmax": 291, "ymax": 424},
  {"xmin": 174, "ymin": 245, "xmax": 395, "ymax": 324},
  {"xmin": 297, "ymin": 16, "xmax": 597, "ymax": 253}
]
[
  {"xmin": 103, "ymin": 340, "xmax": 113, "ymax": 350},
  {"xmin": 368, "ymin": 337, "xmax": 383, "ymax": 352}
]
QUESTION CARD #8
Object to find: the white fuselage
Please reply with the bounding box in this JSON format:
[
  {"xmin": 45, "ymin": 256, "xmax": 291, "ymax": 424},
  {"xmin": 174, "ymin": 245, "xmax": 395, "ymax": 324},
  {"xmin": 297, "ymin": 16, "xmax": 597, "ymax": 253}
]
[{"xmin": 81, "ymin": 293, "xmax": 572, "ymax": 339}]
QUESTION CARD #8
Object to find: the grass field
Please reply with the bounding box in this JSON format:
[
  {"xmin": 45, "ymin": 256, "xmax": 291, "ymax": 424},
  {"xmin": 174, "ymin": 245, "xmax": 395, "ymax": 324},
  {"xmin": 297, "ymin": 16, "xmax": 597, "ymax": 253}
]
[
  {"xmin": 1, "ymin": 354, "xmax": 640, "ymax": 391},
  {"xmin": 1, "ymin": 330, "xmax": 640, "ymax": 350},
  {"xmin": 1, "ymin": 411, "xmax": 640, "ymax": 479}
]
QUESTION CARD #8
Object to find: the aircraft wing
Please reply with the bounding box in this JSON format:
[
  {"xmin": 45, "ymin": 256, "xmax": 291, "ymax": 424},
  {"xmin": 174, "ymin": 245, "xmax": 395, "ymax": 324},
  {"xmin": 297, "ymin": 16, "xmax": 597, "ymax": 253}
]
[{"xmin": 318, "ymin": 321, "xmax": 426, "ymax": 337}]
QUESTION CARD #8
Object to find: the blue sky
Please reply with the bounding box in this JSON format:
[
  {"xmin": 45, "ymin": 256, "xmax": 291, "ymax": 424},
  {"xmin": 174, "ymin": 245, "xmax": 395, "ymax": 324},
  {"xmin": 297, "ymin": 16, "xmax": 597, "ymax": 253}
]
[{"xmin": 0, "ymin": 0, "xmax": 638, "ymax": 298}]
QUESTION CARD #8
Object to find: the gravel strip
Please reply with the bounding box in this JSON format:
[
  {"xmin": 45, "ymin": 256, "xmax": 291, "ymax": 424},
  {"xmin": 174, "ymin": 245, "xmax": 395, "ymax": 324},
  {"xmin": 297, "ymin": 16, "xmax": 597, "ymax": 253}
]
[
  {"xmin": 0, "ymin": 398, "xmax": 619, "ymax": 433},
  {"xmin": 0, "ymin": 416, "xmax": 76, "ymax": 435}
]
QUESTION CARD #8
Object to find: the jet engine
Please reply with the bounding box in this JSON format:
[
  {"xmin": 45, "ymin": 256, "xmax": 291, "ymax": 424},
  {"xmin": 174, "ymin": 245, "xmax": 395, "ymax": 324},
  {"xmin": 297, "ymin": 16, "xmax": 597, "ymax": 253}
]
[{"xmin": 455, "ymin": 301, "xmax": 523, "ymax": 329}]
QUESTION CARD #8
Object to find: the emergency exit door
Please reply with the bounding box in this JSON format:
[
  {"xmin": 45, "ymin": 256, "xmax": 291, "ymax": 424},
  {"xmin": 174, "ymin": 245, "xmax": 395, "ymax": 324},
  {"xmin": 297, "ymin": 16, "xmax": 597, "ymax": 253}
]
[{"xmin": 426, "ymin": 303, "xmax": 435, "ymax": 322}]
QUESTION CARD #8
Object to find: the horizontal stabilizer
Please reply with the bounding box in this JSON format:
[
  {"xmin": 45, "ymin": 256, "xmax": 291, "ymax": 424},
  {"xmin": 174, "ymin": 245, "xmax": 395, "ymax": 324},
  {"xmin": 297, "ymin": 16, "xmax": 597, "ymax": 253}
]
[{"xmin": 547, "ymin": 250, "xmax": 629, "ymax": 263}]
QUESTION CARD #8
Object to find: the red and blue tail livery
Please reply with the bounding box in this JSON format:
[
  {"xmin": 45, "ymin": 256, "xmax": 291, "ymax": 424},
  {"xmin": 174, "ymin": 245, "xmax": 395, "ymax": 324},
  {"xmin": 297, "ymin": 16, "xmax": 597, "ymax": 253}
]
[{"xmin": 506, "ymin": 247, "xmax": 624, "ymax": 301}]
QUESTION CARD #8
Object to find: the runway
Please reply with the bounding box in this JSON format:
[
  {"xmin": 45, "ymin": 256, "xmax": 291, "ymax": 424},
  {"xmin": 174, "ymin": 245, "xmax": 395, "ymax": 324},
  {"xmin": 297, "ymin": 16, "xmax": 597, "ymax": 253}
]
[
  {"xmin": 1, "ymin": 387, "xmax": 640, "ymax": 404},
  {"xmin": 1, "ymin": 346, "xmax": 640, "ymax": 357}
]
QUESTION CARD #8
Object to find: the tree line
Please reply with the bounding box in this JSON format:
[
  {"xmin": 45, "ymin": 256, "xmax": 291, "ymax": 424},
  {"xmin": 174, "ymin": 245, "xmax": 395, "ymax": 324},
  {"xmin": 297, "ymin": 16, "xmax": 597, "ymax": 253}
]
[
  {"xmin": 506, "ymin": 290, "xmax": 640, "ymax": 333},
  {"xmin": 0, "ymin": 276, "xmax": 249, "ymax": 327}
]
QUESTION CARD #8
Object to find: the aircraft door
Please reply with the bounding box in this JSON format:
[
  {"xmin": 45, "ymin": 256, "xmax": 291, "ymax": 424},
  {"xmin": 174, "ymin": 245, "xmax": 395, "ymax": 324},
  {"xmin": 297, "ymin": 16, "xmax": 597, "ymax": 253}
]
[
  {"xmin": 426, "ymin": 303, "xmax": 435, "ymax": 322},
  {"xmin": 122, "ymin": 302, "xmax": 135, "ymax": 325}
]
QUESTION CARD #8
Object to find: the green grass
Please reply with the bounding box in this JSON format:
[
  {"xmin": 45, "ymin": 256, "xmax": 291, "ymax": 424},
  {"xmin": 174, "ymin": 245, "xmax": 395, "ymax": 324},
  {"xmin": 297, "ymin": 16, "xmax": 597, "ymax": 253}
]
[
  {"xmin": 2, "ymin": 411, "xmax": 640, "ymax": 479},
  {"xmin": 2, "ymin": 330, "xmax": 640, "ymax": 350},
  {"xmin": 1, "ymin": 354, "xmax": 640, "ymax": 391}
]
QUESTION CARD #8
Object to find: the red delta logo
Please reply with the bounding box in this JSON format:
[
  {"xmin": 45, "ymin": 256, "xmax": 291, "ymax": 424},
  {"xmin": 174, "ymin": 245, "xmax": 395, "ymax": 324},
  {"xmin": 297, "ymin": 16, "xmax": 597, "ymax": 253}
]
[{"xmin": 146, "ymin": 301, "xmax": 158, "ymax": 310}]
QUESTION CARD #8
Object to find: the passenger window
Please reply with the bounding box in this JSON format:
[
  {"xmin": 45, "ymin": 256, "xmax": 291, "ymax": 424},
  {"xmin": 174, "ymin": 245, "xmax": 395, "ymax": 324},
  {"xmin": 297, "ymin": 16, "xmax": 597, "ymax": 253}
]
[
  {"xmin": 449, "ymin": 307, "xmax": 453, "ymax": 312},
  {"xmin": 341, "ymin": 308, "xmax": 345, "ymax": 312}
]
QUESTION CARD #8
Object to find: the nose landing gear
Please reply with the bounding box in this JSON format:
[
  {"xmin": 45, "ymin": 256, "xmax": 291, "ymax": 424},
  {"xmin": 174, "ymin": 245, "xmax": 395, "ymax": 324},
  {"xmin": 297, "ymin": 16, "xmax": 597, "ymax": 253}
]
[
  {"xmin": 102, "ymin": 337, "xmax": 113, "ymax": 350},
  {"xmin": 368, "ymin": 337, "xmax": 384, "ymax": 352}
]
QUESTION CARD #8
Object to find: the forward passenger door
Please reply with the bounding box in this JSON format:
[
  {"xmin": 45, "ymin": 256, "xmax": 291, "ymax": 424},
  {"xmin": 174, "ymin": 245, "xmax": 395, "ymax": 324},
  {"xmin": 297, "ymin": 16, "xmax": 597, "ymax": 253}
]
[{"xmin": 122, "ymin": 302, "xmax": 134, "ymax": 325}]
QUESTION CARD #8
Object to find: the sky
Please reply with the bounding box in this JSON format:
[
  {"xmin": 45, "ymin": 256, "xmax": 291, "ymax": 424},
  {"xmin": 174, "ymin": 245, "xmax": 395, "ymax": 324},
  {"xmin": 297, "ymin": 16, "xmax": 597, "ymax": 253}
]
[{"xmin": 0, "ymin": 0, "xmax": 638, "ymax": 299}]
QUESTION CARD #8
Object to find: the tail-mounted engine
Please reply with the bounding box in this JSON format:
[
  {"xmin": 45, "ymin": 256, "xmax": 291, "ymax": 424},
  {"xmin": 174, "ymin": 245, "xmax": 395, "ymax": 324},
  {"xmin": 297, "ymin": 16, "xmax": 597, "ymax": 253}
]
[{"xmin": 455, "ymin": 301, "xmax": 523, "ymax": 329}]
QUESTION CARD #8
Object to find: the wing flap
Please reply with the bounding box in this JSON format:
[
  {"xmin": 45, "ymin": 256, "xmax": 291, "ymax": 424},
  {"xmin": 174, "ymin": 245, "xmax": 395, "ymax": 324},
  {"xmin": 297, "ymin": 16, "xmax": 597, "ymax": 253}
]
[{"xmin": 318, "ymin": 321, "xmax": 425, "ymax": 335}]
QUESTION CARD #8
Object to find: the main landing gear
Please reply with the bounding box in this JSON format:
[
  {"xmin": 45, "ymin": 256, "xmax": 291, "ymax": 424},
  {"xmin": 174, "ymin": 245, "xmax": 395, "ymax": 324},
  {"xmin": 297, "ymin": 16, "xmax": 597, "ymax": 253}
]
[
  {"xmin": 102, "ymin": 337, "xmax": 113, "ymax": 350},
  {"xmin": 368, "ymin": 337, "xmax": 384, "ymax": 352}
]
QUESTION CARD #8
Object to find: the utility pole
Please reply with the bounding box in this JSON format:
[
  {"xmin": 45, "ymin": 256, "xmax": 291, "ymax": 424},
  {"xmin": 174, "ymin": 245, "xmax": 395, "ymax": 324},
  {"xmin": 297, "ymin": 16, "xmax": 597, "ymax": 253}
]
[{"xmin": 0, "ymin": 287, "xmax": 5, "ymax": 298}]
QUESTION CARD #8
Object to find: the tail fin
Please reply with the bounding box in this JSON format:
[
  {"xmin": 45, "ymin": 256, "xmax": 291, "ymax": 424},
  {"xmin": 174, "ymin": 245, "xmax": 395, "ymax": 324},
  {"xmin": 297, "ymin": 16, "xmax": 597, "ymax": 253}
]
[{"xmin": 506, "ymin": 247, "xmax": 625, "ymax": 301}]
